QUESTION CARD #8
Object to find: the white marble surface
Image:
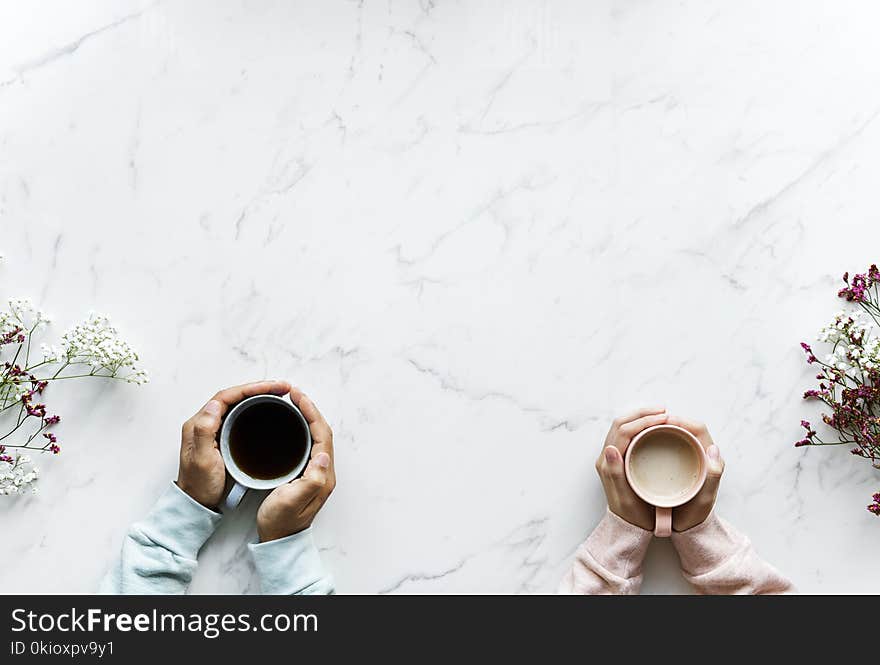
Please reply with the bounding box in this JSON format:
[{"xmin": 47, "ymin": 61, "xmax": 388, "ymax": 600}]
[{"xmin": 2, "ymin": 1, "xmax": 880, "ymax": 594}]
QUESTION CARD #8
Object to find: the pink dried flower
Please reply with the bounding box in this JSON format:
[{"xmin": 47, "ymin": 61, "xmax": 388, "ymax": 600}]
[
  {"xmin": 798, "ymin": 263, "xmax": 880, "ymax": 516},
  {"xmin": 800, "ymin": 342, "xmax": 817, "ymax": 364},
  {"xmin": 25, "ymin": 402, "xmax": 46, "ymax": 418},
  {"xmin": 869, "ymin": 493, "xmax": 880, "ymax": 516},
  {"xmin": 2, "ymin": 297, "xmax": 146, "ymax": 493}
]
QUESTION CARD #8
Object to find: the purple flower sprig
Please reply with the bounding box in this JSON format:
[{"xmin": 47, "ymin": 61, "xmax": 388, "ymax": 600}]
[
  {"xmin": 870, "ymin": 493, "xmax": 880, "ymax": 516},
  {"xmin": 838, "ymin": 265, "xmax": 880, "ymax": 304},
  {"xmin": 1, "ymin": 302, "xmax": 64, "ymax": 459},
  {"xmin": 1, "ymin": 297, "xmax": 146, "ymax": 494},
  {"xmin": 797, "ymin": 264, "xmax": 880, "ymax": 517}
]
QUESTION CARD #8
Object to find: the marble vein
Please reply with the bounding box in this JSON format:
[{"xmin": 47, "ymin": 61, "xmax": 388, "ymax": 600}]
[{"xmin": 4, "ymin": 6, "xmax": 153, "ymax": 84}]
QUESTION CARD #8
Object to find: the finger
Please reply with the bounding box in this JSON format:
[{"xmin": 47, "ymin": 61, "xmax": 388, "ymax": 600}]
[
  {"xmin": 301, "ymin": 452, "xmax": 331, "ymax": 485},
  {"xmin": 289, "ymin": 387, "xmax": 330, "ymax": 432},
  {"xmin": 187, "ymin": 399, "xmax": 223, "ymax": 454},
  {"xmin": 604, "ymin": 445, "xmax": 623, "ymax": 468},
  {"xmin": 705, "ymin": 444, "xmax": 725, "ymax": 481},
  {"xmin": 602, "ymin": 446, "xmax": 642, "ymax": 499},
  {"xmin": 693, "ymin": 444, "xmax": 724, "ymax": 503},
  {"xmin": 210, "ymin": 380, "xmax": 292, "ymax": 415},
  {"xmin": 300, "ymin": 452, "xmax": 333, "ymax": 512},
  {"xmin": 614, "ymin": 407, "xmax": 666, "ymax": 427},
  {"xmin": 273, "ymin": 476, "xmax": 324, "ymax": 511},
  {"xmin": 278, "ymin": 454, "xmax": 331, "ymax": 510},
  {"xmin": 618, "ymin": 412, "xmax": 669, "ymax": 440},
  {"xmin": 600, "ymin": 445, "xmax": 625, "ymax": 479},
  {"xmin": 665, "ymin": 415, "xmax": 713, "ymax": 448},
  {"xmin": 290, "ymin": 387, "xmax": 334, "ymax": 461}
]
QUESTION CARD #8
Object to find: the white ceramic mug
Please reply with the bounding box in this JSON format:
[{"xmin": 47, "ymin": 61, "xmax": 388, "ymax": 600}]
[{"xmin": 219, "ymin": 394, "xmax": 312, "ymax": 514}]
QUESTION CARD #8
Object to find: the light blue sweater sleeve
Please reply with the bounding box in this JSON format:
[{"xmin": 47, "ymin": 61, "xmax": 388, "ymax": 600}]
[
  {"xmin": 99, "ymin": 482, "xmax": 221, "ymax": 594},
  {"xmin": 100, "ymin": 482, "xmax": 334, "ymax": 595},
  {"xmin": 249, "ymin": 528, "xmax": 335, "ymax": 594}
]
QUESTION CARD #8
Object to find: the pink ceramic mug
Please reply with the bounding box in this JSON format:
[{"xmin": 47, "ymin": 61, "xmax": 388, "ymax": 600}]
[{"xmin": 624, "ymin": 424, "xmax": 708, "ymax": 537}]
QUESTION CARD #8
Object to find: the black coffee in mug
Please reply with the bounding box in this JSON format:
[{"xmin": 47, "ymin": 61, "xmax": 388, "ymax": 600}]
[{"xmin": 228, "ymin": 400, "xmax": 308, "ymax": 480}]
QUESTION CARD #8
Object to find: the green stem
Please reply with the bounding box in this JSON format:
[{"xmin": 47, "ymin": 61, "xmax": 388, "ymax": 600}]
[
  {"xmin": 23, "ymin": 322, "xmax": 38, "ymax": 371},
  {"xmin": 0, "ymin": 401, "xmax": 20, "ymax": 415},
  {"xmin": 859, "ymin": 302, "xmax": 880, "ymax": 329},
  {"xmin": 9, "ymin": 343, "xmax": 22, "ymax": 369},
  {"xmin": 50, "ymin": 361, "xmax": 72, "ymax": 380},
  {"xmin": 25, "ymin": 421, "xmax": 49, "ymax": 445},
  {"xmin": 0, "ymin": 414, "xmax": 31, "ymax": 443}
]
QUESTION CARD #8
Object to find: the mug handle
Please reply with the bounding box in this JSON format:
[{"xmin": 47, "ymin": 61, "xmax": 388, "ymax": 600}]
[
  {"xmin": 654, "ymin": 506, "xmax": 672, "ymax": 537},
  {"xmin": 221, "ymin": 482, "xmax": 247, "ymax": 515}
]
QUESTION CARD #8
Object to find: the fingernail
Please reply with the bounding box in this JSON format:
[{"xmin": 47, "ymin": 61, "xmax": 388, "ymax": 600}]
[
  {"xmin": 604, "ymin": 446, "xmax": 617, "ymax": 464},
  {"xmin": 204, "ymin": 400, "xmax": 221, "ymax": 415},
  {"xmin": 707, "ymin": 445, "xmax": 720, "ymax": 461},
  {"xmin": 315, "ymin": 452, "xmax": 330, "ymax": 469}
]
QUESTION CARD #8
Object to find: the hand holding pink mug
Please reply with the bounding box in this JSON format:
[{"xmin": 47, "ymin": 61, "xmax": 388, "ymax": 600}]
[
  {"xmin": 665, "ymin": 415, "xmax": 725, "ymax": 532},
  {"xmin": 596, "ymin": 411, "xmax": 725, "ymax": 534},
  {"xmin": 595, "ymin": 408, "xmax": 669, "ymax": 532}
]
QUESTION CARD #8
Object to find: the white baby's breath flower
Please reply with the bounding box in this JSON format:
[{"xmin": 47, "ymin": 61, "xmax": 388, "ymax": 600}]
[
  {"xmin": 817, "ymin": 309, "xmax": 880, "ymax": 375},
  {"xmin": 8, "ymin": 297, "xmax": 34, "ymax": 314},
  {"xmin": 4, "ymin": 297, "xmax": 51, "ymax": 331},
  {"xmin": 0, "ymin": 454, "xmax": 39, "ymax": 495},
  {"xmin": 2, "ymin": 298, "xmax": 146, "ymax": 498},
  {"xmin": 40, "ymin": 343, "xmax": 64, "ymax": 363},
  {"xmin": 59, "ymin": 313, "xmax": 144, "ymax": 379},
  {"xmin": 125, "ymin": 368, "xmax": 149, "ymax": 385}
]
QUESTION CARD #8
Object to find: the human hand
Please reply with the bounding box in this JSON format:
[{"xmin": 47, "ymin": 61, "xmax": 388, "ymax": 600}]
[
  {"xmin": 595, "ymin": 407, "xmax": 669, "ymax": 531},
  {"xmin": 176, "ymin": 380, "xmax": 292, "ymax": 509},
  {"xmin": 666, "ymin": 415, "xmax": 725, "ymax": 532},
  {"xmin": 256, "ymin": 388, "xmax": 336, "ymax": 542}
]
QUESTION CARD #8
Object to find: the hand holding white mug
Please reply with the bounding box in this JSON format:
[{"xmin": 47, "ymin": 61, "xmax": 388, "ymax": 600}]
[
  {"xmin": 256, "ymin": 388, "xmax": 336, "ymax": 542},
  {"xmin": 177, "ymin": 380, "xmax": 292, "ymax": 509}
]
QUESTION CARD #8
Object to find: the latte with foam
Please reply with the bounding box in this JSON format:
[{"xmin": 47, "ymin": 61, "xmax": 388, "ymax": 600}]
[{"xmin": 628, "ymin": 429, "xmax": 701, "ymax": 501}]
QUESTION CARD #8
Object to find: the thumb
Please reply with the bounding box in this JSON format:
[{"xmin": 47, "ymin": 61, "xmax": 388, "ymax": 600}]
[
  {"xmin": 192, "ymin": 400, "xmax": 223, "ymax": 454},
  {"xmin": 602, "ymin": 445, "xmax": 625, "ymax": 478},
  {"xmin": 701, "ymin": 445, "xmax": 725, "ymax": 495},
  {"xmin": 302, "ymin": 452, "xmax": 331, "ymax": 484},
  {"xmin": 282, "ymin": 452, "xmax": 331, "ymax": 504}
]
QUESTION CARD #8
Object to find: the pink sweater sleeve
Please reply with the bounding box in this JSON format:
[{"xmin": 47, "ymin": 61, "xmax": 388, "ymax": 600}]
[
  {"xmin": 670, "ymin": 513, "xmax": 795, "ymax": 594},
  {"xmin": 558, "ymin": 510, "xmax": 653, "ymax": 595}
]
